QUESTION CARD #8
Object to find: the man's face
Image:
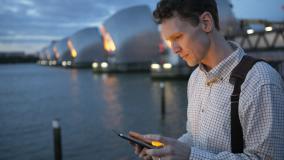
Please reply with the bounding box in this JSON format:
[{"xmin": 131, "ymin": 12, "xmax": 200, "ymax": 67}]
[{"xmin": 160, "ymin": 15, "xmax": 210, "ymax": 67}]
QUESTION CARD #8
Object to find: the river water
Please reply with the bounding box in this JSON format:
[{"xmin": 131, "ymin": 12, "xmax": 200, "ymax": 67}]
[{"xmin": 0, "ymin": 64, "xmax": 188, "ymax": 160}]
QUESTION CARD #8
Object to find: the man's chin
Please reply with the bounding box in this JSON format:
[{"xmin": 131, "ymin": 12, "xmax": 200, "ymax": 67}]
[{"xmin": 186, "ymin": 61, "xmax": 198, "ymax": 67}]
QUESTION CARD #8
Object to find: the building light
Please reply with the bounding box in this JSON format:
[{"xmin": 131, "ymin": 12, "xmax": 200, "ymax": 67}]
[
  {"xmin": 100, "ymin": 26, "xmax": 116, "ymax": 53},
  {"xmin": 62, "ymin": 61, "xmax": 67, "ymax": 67},
  {"xmin": 92, "ymin": 62, "xmax": 99, "ymax": 68},
  {"xmin": 163, "ymin": 63, "xmax": 172, "ymax": 69},
  {"xmin": 151, "ymin": 63, "xmax": 160, "ymax": 70},
  {"xmin": 53, "ymin": 47, "xmax": 60, "ymax": 60},
  {"xmin": 246, "ymin": 29, "xmax": 254, "ymax": 35},
  {"xmin": 52, "ymin": 60, "xmax": 57, "ymax": 65},
  {"xmin": 67, "ymin": 61, "xmax": 72, "ymax": 66},
  {"xmin": 42, "ymin": 60, "xmax": 47, "ymax": 65},
  {"xmin": 265, "ymin": 26, "xmax": 273, "ymax": 32},
  {"xmin": 67, "ymin": 39, "xmax": 78, "ymax": 58},
  {"xmin": 71, "ymin": 49, "xmax": 77, "ymax": 58},
  {"xmin": 101, "ymin": 62, "xmax": 108, "ymax": 68}
]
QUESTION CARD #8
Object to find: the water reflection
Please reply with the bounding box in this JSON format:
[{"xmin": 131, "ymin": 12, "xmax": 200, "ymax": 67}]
[
  {"xmin": 71, "ymin": 69, "xmax": 78, "ymax": 81},
  {"xmin": 101, "ymin": 74, "xmax": 123, "ymax": 129},
  {"xmin": 0, "ymin": 65, "xmax": 188, "ymax": 160},
  {"xmin": 149, "ymin": 81, "xmax": 187, "ymax": 137},
  {"xmin": 69, "ymin": 69, "xmax": 80, "ymax": 106},
  {"xmin": 162, "ymin": 82, "xmax": 187, "ymax": 137}
]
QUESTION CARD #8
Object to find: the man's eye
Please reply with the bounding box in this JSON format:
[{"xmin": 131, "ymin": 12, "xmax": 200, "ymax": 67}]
[{"xmin": 175, "ymin": 35, "xmax": 182, "ymax": 40}]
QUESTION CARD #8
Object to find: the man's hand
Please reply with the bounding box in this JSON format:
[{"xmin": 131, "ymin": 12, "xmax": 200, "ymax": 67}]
[
  {"xmin": 128, "ymin": 131, "xmax": 153, "ymax": 160},
  {"xmin": 129, "ymin": 132, "xmax": 191, "ymax": 160},
  {"xmin": 144, "ymin": 134, "xmax": 191, "ymax": 160}
]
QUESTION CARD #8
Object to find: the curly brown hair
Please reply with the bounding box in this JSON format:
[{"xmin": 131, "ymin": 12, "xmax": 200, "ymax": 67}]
[{"xmin": 153, "ymin": 0, "xmax": 220, "ymax": 30}]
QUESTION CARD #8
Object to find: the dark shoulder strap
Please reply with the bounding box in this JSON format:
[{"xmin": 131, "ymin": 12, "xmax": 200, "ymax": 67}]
[{"xmin": 229, "ymin": 55, "xmax": 262, "ymax": 153}]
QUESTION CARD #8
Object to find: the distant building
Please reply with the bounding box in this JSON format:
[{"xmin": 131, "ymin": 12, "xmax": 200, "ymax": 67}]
[
  {"xmin": 66, "ymin": 27, "xmax": 108, "ymax": 68},
  {"xmin": 98, "ymin": 5, "xmax": 164, "ymax": 72}
]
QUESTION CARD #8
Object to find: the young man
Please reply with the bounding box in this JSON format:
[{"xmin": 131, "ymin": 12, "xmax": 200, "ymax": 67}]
[{"xmin": 129, "ymin": 0, "xmax": 284, "ymax": 159}]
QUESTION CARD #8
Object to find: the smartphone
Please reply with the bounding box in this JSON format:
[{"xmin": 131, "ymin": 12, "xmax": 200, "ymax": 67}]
[{"xmin": 112, "ymin": 130, "xmax": 155, "ymax": 149}]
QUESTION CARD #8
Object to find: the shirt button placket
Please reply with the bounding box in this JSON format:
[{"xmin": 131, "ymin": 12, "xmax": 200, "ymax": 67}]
[
  {"xmin": 201, "ymin": 81, "xmax": 213, "ymax": 149},
  {"xmin": 198, "ymin": 81, "xmax": 212, "ymax": 149}
]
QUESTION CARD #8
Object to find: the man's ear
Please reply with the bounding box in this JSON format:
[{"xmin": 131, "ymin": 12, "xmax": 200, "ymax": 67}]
[{"xmin": 199, "ymin": 12, "xmax": 214, "ymax": 33}]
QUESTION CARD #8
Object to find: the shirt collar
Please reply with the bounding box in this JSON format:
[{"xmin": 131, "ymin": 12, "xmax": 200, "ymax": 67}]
[{"xmin": 199, "ymin": 41, "xmax": 246, "ymax": 85}]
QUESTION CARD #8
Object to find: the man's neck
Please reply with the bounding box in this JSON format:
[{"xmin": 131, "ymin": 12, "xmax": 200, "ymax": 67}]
[{"xmin": 201, "ymin": 32, "xmax": 234, "ymax": 72}]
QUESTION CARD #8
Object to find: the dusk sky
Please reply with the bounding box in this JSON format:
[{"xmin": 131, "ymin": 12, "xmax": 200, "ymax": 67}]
[{"xmin": 0, "ymin": 0, "xmax": 283, "ymax": 53}]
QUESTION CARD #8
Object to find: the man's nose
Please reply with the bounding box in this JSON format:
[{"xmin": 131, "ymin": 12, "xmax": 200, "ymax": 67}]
[{"xmin": 172, "ymin": 41, "xmax": 181, "ymax": 54}]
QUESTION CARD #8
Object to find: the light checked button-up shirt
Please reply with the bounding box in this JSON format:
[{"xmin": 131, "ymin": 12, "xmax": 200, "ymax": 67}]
[{"xmin": 178, "ymin": 41, "xmax": 284, "ymax": 159}]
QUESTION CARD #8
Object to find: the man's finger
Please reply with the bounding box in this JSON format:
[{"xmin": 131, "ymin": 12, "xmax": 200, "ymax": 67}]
[
  {"xmin": 139, "ymin": 148, "xmax": 148, "ymax": 158},
  {"xmin": 144, "ymin": 134, "xmax": 174, "ymax": 145},
  {"xmin": 134, "ymin": 144, "xmax": 143, "ymax": 155},
  {"xmin": 129, "ymin": 131, "xmax": 144, "ymax": 139},
  {"xmin": 145, "ymin": 146, "xmax": 172, "ymax": 157},
  {"xmin": 129, "ymin": 131, "xmax": 152, "ymax": 143}
]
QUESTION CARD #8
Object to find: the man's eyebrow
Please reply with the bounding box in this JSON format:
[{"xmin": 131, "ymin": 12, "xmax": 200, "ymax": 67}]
[{"xmin": 166, "ymin": 32, "xmax": 182, "ymax": 41}]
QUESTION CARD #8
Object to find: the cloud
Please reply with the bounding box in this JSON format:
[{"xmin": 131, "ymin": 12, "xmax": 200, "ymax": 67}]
[
  {"xmin": 0, "ymin": 34, "xmax": 61, "ymax": 41},
  {"xmin": 1, "ymin": 0, "xmax": 282, "ymax": 53},
  {"xmin": 0, "ymin": 0, "xmax": 174, "ymax": 53},
  {"xmin": 0, "ymin": 42, "xmax": 47, "ymax": 53},
  {"xmin": 18, "ymin": 0, "xmax": 35, "ymax": 7},
  {"xmin": 57, "ymin": 22, "xmax": 102, "ymax": 28},
  {"xmin": 232, "ymin": 0, "xmax": 284, "ymax": 21},
  {"xmin": 1, "ymin": 6, "xmax": 20, "ymax": 14},
  {"xmin": 26, "ymin": 8, "xmax": 41, "ymax": 17}
]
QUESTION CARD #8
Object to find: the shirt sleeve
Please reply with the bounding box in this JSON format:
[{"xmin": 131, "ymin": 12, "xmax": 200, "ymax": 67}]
[
  {"xmin": 189, "ymin": 83, "xmax": 284, "ymax": 160},
  {"xmin": 178, "ymin": 133, "xmax": 192, "ymax": 145}
]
